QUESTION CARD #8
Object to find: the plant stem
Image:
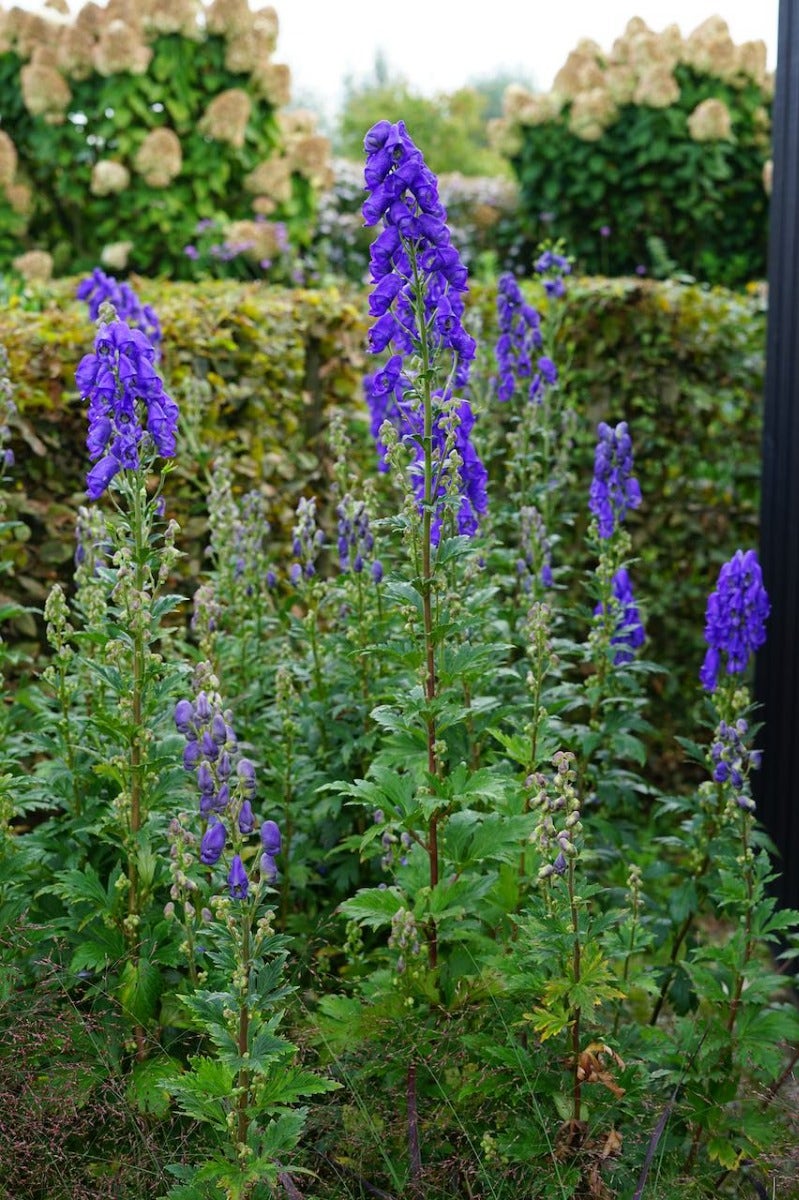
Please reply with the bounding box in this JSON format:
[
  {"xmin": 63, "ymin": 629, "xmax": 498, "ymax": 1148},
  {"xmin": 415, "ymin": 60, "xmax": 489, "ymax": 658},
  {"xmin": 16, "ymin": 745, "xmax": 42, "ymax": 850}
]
[
  {"xmin": 407, "ymin": 1059, "xmax": 422, "ymax": 1188},
  {"xmin": 236, "ymin": 913, "xmax": 251, "ymax": 1149},
  {"xmin": 568, "ymin": 859, "xmax": 582, "ymax": 1124},
  {"xmin": 726, "ymin": 812, "xmax": 754, "ymax": 1034},
  {"xmin": 413, "ymin": 250, "xmax": 440, "ymax": 971},
  {"xmin": 127, "ymin": 475, "xmax": 148, "ymax": 1059}
]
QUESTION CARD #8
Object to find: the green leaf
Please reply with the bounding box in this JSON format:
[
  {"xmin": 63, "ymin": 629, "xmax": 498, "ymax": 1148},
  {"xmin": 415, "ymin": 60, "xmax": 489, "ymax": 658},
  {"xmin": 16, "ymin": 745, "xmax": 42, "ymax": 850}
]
[
  {"xmin": 69, "ymin": 927, "xmax": 127, "ymax": 973},
  {"xmin": 339, "ymin": 886, "xmax": 405, "ymax": 930},
  {"xmin": 118, "ymin": 956, "xmax": 163, "ymax": 1024},
  {"xmin": 255, "ymin": 1066, "xmax": 339, "ymax": 1109},
  {"xmin": 167, "ymin": 1056, "xmax": 235, "ymax": 1128},
  {"xmin": 127, "ymin": 1055, "xmax": 181, "ymax": 1117}
]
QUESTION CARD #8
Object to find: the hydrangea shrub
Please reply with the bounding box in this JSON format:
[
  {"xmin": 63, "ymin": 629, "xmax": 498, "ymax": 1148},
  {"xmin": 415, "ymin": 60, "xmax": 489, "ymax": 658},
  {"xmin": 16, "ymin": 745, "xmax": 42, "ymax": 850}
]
[
  {"xmin": 0, "ymin": 0, "xmax": 332, "ymax": 278},
  {"xmin": 493, "ymin": 17, "xmax": 772, "ymax": 285}
]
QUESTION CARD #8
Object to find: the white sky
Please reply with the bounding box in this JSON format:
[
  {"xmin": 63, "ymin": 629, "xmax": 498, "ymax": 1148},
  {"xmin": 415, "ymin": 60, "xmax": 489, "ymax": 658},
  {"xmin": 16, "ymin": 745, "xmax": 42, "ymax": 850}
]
[{"xmin": 18, "ymin": 0, "xmax": 780, "ymax": 118}]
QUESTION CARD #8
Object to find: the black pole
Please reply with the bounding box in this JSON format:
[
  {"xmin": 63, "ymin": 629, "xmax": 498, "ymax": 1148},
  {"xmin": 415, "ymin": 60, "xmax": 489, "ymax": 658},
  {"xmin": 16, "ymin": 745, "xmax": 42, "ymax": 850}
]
[{"xmin": 755, "ymin": 0, "xmax": 799, "ymax": 910}]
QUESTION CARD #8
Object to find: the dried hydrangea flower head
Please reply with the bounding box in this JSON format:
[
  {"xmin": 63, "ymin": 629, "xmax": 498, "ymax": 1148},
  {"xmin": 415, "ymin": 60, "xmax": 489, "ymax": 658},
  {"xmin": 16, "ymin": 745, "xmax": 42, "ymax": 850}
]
[
  {"xmin": 12, "ymin": 250, "xmax": 54, "ymax": 283},
  {"xmin": 20, "ymin": 61, "xmax": 71, "ymax": 122},
  {"xmin": 0, "ymin": 131, "xmax": 18, "ymax": 188},
  {"xmin": 688, "ymin": 98, "xmax": 733, "ymax": 142},
  {"xmin": 199, "ymin": 88, "xmax": 252, "ymax": 149},
  {"xmin": 90, "ymin": 159, "xmax": 131, "ymax": 197},
  {"xmin": 133, "ymin": 127, "xmax": 182, "ymax": 187}
]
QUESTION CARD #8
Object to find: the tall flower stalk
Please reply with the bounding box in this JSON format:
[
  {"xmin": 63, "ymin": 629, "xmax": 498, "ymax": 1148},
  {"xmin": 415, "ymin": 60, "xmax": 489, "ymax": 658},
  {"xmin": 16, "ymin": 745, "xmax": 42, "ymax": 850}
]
[
  {"xmin": 651, "ymin": 549, "xmax": 769, "ymax": 1027},
  {"xmin": 362, "ymin": 119, "xmax": 486, "ymax": 967},
  {"xmin": 168, "ymin": 664, "xmax": 333, "ymax": 1196},
  {"xmin": 71, "ymin": 296, "xmax": 180, "ymax": 1048}
]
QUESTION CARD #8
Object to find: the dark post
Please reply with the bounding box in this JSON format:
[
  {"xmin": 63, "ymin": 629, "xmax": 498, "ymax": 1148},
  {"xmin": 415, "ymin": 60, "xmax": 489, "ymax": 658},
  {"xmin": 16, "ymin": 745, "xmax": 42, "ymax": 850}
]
[{"xmin": 755, "ymin": 0, "xmax": 799, "ymax": 910}]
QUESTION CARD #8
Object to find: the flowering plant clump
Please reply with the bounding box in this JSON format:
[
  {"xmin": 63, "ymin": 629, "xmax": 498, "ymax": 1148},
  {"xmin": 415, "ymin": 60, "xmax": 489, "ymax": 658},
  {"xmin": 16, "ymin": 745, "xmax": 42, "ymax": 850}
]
[
  {"xmin": 699, "ymin": 548, "xmax": 769, "ymax": 692},
  {"xmin": 588, "ymin": 420, "xmax": 642, "ymax": 538},
  {"xmin": 289, "ymin": 495, "xmax": 324, "ymax": 584},
  {"xmin": 75, "ymin": 317, "xmax": 178, "ymax": 499},
  {"xmin": 6, "ymin": 119, "xmax": 799, "ymax": 1200}
]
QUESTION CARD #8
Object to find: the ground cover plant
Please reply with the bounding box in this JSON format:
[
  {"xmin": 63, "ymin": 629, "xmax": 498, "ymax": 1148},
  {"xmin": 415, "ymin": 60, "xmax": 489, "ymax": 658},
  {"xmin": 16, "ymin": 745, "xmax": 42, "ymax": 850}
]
[{"xmin": 0, "ymin": 118, "xmax": 797, "ymax": 1200}]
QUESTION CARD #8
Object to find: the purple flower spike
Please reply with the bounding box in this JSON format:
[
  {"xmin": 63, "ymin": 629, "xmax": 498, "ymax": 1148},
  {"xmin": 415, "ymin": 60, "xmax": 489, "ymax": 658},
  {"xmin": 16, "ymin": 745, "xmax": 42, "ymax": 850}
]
[
  {"xmin": 595, "ymin": 567, "xmax": 645, "ymax": 665},
  {"xmin": 588, "ymin": 421, "xmax": 642, "ymax": 539},
  {"xmin": 700, "ymin": 549, "xmax": 769, "ymax": 692},
  {"xmin": 76, "ymin": 318, "xmax": 176, "ymax": 500},
  {"xmin": 228, "ymin": 854, "xmax": 249, "ymax": 900},
  {"xmin": 361, "ymin": 119, "xmax": 487, "ymax": 541}
]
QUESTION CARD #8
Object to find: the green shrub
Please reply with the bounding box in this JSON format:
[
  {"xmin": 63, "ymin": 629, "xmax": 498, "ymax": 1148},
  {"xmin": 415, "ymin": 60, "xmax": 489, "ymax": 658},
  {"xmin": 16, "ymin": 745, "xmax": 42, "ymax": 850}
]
[
  {"xmin": 494, "ymin": 17, "xmax": 772, "ymax": 285},
  {"xmin": 0, "ymin": 0, "xmax": 332, "ymax": 280}
]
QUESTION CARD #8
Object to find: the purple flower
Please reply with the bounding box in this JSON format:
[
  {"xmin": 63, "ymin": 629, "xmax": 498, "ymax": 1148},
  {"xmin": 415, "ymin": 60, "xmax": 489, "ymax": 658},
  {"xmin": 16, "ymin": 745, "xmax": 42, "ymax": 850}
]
[
  {"xmin": 237, "ymin": 758, "xmax": 257, "ymax": 796},
  {"xmin": 228, "ymin": 854, "xmax": 249, "ymax": 900},
  {"xmin": 238, "ymin": 800, "xmax": 255, "ymax": 834},
  {"xmin": 588, "ymin": 421, "xmax": 642, "ymax": 539},
  {"xmin": 260, "ymin": 852, "xmax": 278, "ymax": 883},
  {"xmin": 517, "ymin": 505, "xmax": 552, "ymax": 593},
  {"xmin": 709, "ymin": 714, "xmax": 760, "ymax": 809},
  {"xmin": 174, "ymin": 699, "xmax": 195, "ymax": 735},
  {"xmin": 260, "ymin": 819, "xmax": 281, "ymax": 856},
  {"xmin": 291, "ymin": 496, "xmax": 322, "ymax": 581},
  {"xmin": 595, "ymin": 568, "xmax": 645, "ymax": 665},
  {"xmin": 699, "ymin": 550, "xmax": 769, "ymax": 692},
  {"xmin": 200, "ymin": 819, "xmax": 226, "ymax": 865},
  {"xmin": 336, "ymin": 495, "xmax": 377, "ymax": 574},
  {"xmin": 183, "ymin": 741, "xmax": 201, "ymax": 770}
]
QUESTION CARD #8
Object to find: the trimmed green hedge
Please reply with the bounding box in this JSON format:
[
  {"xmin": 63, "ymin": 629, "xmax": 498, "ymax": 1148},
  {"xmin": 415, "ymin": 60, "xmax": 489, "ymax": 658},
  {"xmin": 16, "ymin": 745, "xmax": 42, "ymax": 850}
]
[
  {"xmin": 1, "ymin": 276, "xmax": 764, "ymax": 769},
  {"xmin": 557, "ymin": 278, "xmax": 764, "ymax": 774},
  {"xmin": 0, "ymin": 279, "xmax": 370, "ymax": 628}
]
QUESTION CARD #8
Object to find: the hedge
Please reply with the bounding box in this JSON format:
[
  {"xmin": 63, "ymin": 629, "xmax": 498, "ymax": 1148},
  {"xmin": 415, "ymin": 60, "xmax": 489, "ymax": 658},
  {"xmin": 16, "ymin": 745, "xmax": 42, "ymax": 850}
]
[{"xmin": 0, "ymin": 276, "xmax": 764, "ymax": 772}]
